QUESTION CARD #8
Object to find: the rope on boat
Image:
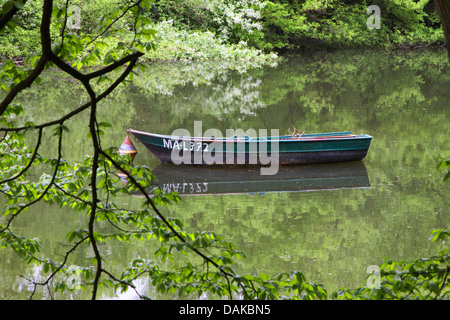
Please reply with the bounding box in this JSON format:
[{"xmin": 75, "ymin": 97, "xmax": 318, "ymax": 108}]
[{"xmin": 286, "ymin": 126, "xmax": 305, "ymax": 140}]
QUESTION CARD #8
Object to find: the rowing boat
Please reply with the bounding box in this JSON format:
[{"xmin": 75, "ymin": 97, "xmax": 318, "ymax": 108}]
[{"xmin": 126, "ymin": 129, "xmax": 372, "ymax": 166}]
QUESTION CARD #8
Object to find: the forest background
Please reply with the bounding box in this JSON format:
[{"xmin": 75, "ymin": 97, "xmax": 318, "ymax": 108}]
[
  {"xmin": 1, "ymin": 0, "xmax": 446, "ymax": 62},
  {"xmin": 0, "ymin": 0, "xmax": 449, "ymax": 301}
]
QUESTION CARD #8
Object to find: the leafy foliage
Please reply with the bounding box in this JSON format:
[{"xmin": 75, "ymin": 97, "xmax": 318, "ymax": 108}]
[
  {"xmin": 0, "ymin": 0, "xmax": 314, "ymax": 300},
  {"xmin": 0, "ymin": 0, "xmax": 449, "ymax": 300},
  {"xmin": 438, "ymin": 158, "xmax": 450, "ymax": 182},
  {"xmin": 333, "ymin": 229, "xmax": 450, "ymax": 300},
  {"xmin": 143, "ymin": 20, "xmax": 276, "ymax": 62},
  {"xmin": 256, "ymin": 0, "xmax": 444, "ymax": 51},
  {"xmin": 137, "ymin": 0, "xmax": 445, "ymax": 52},
  {"xmin": 1, "ymin": 0, "xmax": 445, "ymax": 60},
  {"xmin": 0, "ymin": 125, "xmax": 330, "ymax": 300}
]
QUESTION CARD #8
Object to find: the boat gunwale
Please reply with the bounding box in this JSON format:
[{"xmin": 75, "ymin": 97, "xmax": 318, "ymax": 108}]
[{"xmin": 128, "ymin": 129, "xmax": 372, "ymax": 143}]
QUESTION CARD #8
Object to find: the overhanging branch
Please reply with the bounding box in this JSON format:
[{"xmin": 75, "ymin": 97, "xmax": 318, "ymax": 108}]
[
  {"xmin": 0, "ymin": 55, "xmax": 47, "ymax": 116},
  {"xmin": 0, "ymin": 0, "xmax": 28, "ymax": 31}
]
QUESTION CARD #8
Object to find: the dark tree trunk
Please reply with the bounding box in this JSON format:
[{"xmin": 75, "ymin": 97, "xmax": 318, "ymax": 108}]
[{"xmin": 434, "ymin": 0, "xmax": 450, "ymax": 58}]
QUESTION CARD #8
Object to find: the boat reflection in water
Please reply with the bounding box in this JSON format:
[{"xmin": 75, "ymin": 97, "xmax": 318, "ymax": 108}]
[{"xmin": 147, "ymin": 161, "xmax": 370, "ymax": 197}]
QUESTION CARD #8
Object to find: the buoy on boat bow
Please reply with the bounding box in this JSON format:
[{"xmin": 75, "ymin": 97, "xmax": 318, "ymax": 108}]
[{"xmin": 118, "ymin": 130, "xmax": 138, "ymax": 161}]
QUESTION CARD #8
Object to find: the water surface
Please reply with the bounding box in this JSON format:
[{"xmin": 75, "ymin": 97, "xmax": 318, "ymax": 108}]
[{"xmin": 1, "ymin": 49, "xmax": 449, "ymax": 299}]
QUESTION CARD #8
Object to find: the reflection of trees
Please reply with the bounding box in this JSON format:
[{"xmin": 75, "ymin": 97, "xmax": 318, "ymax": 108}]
[
  {"xmin": 205, "ymin": 76, "xmax": 264, "ymax": 116},
  {"xmin": 2, "ymin": 47, "xmax": 448, "ymax": 298},
  {"xmin": 130, "ymin": 60, "xmax": 269, "ymax": 122},
  {"xmin": 249, "ymin": 50, "xmax": 448, "ymax": 174},
  {"xmin": 4, "ymin": 71, "xmax": 138, "ymax": 163},
  {"xmin": 128, "ymin": 49, "xmax": 449, "ymax": 133},
  {"xmin": 10, "ymin": 49, "xmax": 449, "ymax": 177},
  {"xmin": 164, "ymin": 180, "xmax": 447, "ymax": 291},
  {"xmin": 122, "ymin": 49, "xmax": 448, "ymax": 291}
]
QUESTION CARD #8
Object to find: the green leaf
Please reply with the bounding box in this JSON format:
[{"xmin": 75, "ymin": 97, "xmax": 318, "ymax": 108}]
[
  {"xmin": 1, "ymin": 1, "xmax": 13, "ymax": 13},
  {"xmin": 98, "ymin": 121, "xmax": 112, "ymax": 128},
  {"xmin": 13, "ymin": 0, "xmax": 25, "ymax": 9},
  {"xmin": 444, "ymin": 171, "xmax": 450, "ymax": 182}
]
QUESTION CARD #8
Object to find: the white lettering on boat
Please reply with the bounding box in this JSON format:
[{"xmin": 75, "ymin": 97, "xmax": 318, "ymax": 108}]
[
  {"xmin": 163, "ymin": 139, "xmax": 210, "ymax": 152},
  {"xmin": 163, "ymin": 139, "xmax": 172, "ymax": 149},
  {"xmin": 165, "ymin": 123, "xmax": 280, "ymax": 175}
]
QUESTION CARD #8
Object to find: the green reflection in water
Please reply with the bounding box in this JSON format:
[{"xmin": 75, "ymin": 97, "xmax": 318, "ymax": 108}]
[{"xmin": 1, "ymin": 49, "xmax": 449, "ymax": 299}]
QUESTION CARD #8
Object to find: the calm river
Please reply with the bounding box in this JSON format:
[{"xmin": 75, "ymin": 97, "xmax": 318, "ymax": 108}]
[{"xmin": 1, "ymin": 48, "xmax": 449, "ymax": 299}]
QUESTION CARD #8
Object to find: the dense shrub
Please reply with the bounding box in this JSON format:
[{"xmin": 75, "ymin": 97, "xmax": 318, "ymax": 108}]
[{"xmin": 0, "ymin": 0, "xmax": 445, "ymax": 59}]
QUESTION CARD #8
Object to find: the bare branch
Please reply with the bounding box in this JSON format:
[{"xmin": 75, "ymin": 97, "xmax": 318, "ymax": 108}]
[{"xmin": 86, "ymin": 0, "xmax": 144, "ymax": 47}]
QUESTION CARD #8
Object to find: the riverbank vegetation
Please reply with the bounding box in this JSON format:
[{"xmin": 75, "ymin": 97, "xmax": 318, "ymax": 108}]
[
  {"xmin": 0, "ymin": 0, "xmax": 446, "ymax": 62},
  {"xmin": 1, "ymin": 0, "xmax": 449, "ymax": 300},
  {"xmin": 142, "ymin": 0, "xmax": 445, "ymax": 51}
]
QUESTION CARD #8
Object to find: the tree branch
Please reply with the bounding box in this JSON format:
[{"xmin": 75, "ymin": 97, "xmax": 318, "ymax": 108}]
[
  {"xmin": 0, "ymin": 52, "xmax": 143, "ymax": 133},
  {"xmin": 101, "ymin": 268, "xmax": 147, "ymax": 299},
  {"xmin": 0, "ymin": 127, "xmax": 43, "ymax": 185},
  {"xmin": 434, "ymin": 0, "xmax": 450, "ymax": 59},
  {"xmin": 0, "ymin": 55, "xmax": 47, "ymax": 116},
  {"xmin": 99, "ymin": 150, "xmax": 236, "ymax": 289},
  {"xmin": 0, "ymin": 0, "xmax": 28, "ymax": 31},
  {"xmin": 86, "ymin": 51, "xmax": 144, "ymax": 79},
  {"xmin": 0, "ymin": 125, "xmax": 63, "ymax": 233},
  {"xmin": 85, "ymin": 0, "xmax": 144, "ymax": 47},
  {"xmin": 28, "ymin": 235, "xmax": 89, "ymax": 300}
]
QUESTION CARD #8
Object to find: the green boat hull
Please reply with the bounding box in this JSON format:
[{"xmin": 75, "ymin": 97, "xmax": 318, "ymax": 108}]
[{"xmin": 128, "ymin": 129, "xmax": 372, "ymax": 165}]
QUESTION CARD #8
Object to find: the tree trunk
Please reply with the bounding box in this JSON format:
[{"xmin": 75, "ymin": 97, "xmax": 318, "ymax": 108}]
[{"xmin": 434, "ymin": 0, "xmax": 450, "ymax": 58}]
